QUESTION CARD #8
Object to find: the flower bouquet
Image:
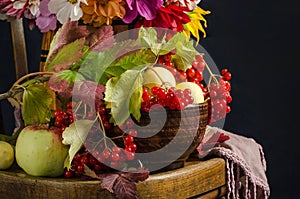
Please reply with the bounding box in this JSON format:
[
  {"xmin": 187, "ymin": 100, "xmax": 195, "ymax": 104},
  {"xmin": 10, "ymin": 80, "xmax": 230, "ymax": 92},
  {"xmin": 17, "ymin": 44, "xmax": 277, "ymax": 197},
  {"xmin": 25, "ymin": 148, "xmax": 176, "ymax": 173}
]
[{"xmin": 0, "ymin": 0, "xmax": 233, "ymax": 198}]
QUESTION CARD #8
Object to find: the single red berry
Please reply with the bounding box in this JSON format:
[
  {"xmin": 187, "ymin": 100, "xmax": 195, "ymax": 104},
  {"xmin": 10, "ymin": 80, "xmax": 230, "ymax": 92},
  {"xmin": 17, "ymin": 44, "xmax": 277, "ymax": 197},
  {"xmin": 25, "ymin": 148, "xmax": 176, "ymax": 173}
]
[
  {"xmin": 77, "ymin": 165, "xmax": 84, "ymax": 173},
  {"xmin": 128, "ymin": 129, "xmax": 138, "ymax": 137},
  {"xmin": 110, "ymin": 151, "xmax": 120, "ymax": 161},
  {"xmin": 64, "ymin": 170, "xmax": 73, "ymax": 178},
  {"xmin": 221, "ymin": 69, "xmax": 228, "ymax": 75},
  {"xmin": 125, "ymin": 151, "xmax": 135, "ymax": 160},
  {"xmin": 187, "ymin": 68, "xmax": 196, "ymax": 78},
  {"xmin": 157, "ymin": 88, "xmax": 166, "ymax": 100},
  {"xmin": 226, "ymin": 94, "xmax": 233, "ymax": 103},
  {"xmin": 151, "ymin": 86, "xmax": 160, "ymax": 95},
  {"xmin": 66, "ymin": 101, "xmax": 75, "ymax": 109},
  {"xmin": 223, "ymin": 72, "xmax": 232, "ymax": 81},
  {"xmin": 54, "ymin": 110, "xmax": 63, "ymax": 117},
  {"xmin": 226, "ymin": 105, "xmax": 231, "ymax": 113},
  {"xmin": 101, "ymin": 149, "xmax": 111, "ymax": 160},
  {"xmin": 124, "ymin": 135, "xmax": 134, "ymax": 145}
]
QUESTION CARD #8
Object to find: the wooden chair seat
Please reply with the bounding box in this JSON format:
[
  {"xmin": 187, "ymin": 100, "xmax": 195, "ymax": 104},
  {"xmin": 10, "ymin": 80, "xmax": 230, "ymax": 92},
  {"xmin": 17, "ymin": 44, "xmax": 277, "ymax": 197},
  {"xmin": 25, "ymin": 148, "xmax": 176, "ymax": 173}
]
[{"xmin": 0, "ymin": 158, "xmax": 226, "ymax": 199}]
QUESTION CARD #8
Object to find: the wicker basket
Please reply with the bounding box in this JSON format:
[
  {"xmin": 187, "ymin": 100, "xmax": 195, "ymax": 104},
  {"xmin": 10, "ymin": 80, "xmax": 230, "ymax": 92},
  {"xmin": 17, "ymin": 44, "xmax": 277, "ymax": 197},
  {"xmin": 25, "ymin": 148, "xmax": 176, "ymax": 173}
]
[{"xmin": 109, "ymin": 102, "xmax": 209, "ymax": 172}]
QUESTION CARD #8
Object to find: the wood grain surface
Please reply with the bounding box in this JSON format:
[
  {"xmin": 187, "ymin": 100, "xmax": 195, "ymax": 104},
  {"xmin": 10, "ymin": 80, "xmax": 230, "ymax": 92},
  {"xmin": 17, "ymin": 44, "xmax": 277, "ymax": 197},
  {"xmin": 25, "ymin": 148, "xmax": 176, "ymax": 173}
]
[{"xmin": 0, "ymin": 158, "xmax": 226, "ymax": 199}]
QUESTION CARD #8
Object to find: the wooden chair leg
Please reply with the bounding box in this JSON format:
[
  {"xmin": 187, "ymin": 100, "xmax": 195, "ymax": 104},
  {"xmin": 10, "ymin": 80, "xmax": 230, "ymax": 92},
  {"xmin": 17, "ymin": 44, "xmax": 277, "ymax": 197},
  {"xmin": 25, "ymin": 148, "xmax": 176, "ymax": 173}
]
[
  {"xmin": 10, "ymin": 18, "xmax": 28, "ymax": 79},
  {"xmin": 0, "ymin": 105, "xmax": 3, "ymax": 133}
]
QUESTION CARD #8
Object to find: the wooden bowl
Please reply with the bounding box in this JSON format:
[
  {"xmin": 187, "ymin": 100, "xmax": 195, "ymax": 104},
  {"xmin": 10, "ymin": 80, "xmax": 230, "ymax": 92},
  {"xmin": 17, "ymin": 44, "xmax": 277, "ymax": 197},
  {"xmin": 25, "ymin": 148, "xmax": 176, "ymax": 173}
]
[{"xmin": 109, "ymin": 102, "xmax": 209, "ymax": 172}]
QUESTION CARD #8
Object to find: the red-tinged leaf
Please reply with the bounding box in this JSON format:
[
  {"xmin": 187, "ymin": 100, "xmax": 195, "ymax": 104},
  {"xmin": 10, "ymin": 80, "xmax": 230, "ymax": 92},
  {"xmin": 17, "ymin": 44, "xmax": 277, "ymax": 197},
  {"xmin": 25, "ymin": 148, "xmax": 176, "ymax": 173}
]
[
  {"xmin": 120, "ymin": 168, "xmax": 149, "ymax": 183},
  {"xmin": 113, "ymin": 176, "xmax": 137, "ymax": 199},
  {"xmin": 46, "ymin": 20, "xmax": 90, "ymax": 64},
  {"xmin": 48, "ymin": 70, "xmax": 84, "ymax": 99},
  {"xmin": 46, "ymin": 38, "xmax": 86, "ymax": 72},
  {"xmin": 89, "ymin": 25, "xmax": 114, "ymax": 52},
  {"xmin": 99, "ymin": 173, "xmax": 120, "ymax": 193},
  {"xmin": 72, "ymin": 80, "xmax": 106, "ymax": 108}
]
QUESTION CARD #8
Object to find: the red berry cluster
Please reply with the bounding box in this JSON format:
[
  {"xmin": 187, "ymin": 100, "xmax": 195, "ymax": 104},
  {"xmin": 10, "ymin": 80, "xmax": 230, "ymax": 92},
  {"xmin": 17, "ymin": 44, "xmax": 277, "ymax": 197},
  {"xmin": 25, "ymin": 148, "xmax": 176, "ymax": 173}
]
[
  {"xmin": 97, "ymin": 103, "xmax": 111, "ymax": 130},
  {"xmin": 64, "ymin": 119, "xmax": 139, "ymax": 178},
  {"xmin": 157, "ymin": 53, "xmax": 187, "ymax": 83},
  {"xmin": 64, "ymin": 151, "xmax": 109, "ymax": 178},
  {"xmin": 141, "ymin": 86, "xmax": 194, "ymax": 112},
  {"xmin": 186, "ymin": 54, "xmax": 205, "ymax": 83},
  {"xmin": 208, "ymin": 69, "xmax": 232, "ymax": 123},
  {"xmin": 159, "ymin": 54, "xmax": 208, "ymax": 96},
  {"xmin": 53, "ymin": 102, "xmax": 76, "ymax": 131}
]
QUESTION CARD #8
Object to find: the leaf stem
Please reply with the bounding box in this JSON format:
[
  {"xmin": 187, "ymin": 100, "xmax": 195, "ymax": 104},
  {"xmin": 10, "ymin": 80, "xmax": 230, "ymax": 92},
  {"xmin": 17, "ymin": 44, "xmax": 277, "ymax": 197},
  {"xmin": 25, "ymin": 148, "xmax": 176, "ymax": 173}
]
[{"xmin": 0, "ymin": 74, "xmax": 52, "ymax": 101}]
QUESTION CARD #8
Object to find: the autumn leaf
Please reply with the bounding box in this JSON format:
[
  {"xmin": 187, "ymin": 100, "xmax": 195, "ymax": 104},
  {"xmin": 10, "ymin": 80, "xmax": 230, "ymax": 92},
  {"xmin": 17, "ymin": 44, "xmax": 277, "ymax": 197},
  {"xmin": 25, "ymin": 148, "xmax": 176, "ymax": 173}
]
[
  {"xmin": 100, "ymin": 174, "xmax": 120, "ymax": 193},
  {"xmin": 45, "ymin": 38, "xmax": 86, "ymax": 72},
  {"xmin": 48, "ymin": 70, "xmax": 84, "ymax": 99},
  {"xmin": 72, "ymin": 80, "xmax": 106, "ymax": 108},
  {"xmin": 113, "ymin": 176, "xmax": 136, "ymax": 199},
  {"xmin": 46, "ymin": 20, "xmax": 89, "ymax": 65},
  {"xmin": 89, "ymin": 25, "xmax": 114, "ymax": 52}
]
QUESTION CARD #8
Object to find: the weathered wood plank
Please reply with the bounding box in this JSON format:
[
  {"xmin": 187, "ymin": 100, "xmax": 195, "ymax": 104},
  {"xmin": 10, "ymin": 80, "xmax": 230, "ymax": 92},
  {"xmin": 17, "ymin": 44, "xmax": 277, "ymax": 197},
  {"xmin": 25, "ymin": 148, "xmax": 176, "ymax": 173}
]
[
  {"xmin": 0, "ymin": 158, "xmax": 226, "ymax": 199},
  {"xmin": 136, "ymin": 158, "xmax": 226, "ymax": 199},
  {"xmin": 10, "ymin": 18, "xmax": 28, "ymax": 79}
]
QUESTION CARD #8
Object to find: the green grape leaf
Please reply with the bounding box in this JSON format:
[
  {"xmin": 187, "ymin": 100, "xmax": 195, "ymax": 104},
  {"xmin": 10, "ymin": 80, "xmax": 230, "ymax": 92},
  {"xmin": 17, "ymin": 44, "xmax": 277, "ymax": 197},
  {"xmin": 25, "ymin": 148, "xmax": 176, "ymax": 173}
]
[
  {"xmin": 45, "ymin": 38, "xmax": 86, "ymax": 72},
  {"xmin": 166, "ymin": 33, "xmax": 199, "ymax": 71},
  {"xmin": 79, "ymin": 50, "xmax": 116, "ymax": 84},
  {"xmin": 112, "ymin": 50, "xmax": 156, "ymax": 71},
  {"xmin": 22, "ymin": 84, "xmax": 52, "ymax": 126},
  {"xmin": 62, "ymin": 120, "xmax": 94, "ymax": 169},
  {"xmin": 104, "ymin": 66, "xmax": 126, "ymax": 77},
  {"xmin": 79, "ymin": 39, "xmax": 141, "ymax": 84},
  {"xmin": 105, "ymin": 70, "xmax": 143, "ymax": 125},
  {"xmin": 129, "ymin": 86, "xmax": 142, "ymax": 122},
  {"xmin": 137, "ymin": 27, "xmax": 166, "ymax": 56},
  {"xmin": 104, "ymin": 76, "xmax": 119, "ymax": 102}
]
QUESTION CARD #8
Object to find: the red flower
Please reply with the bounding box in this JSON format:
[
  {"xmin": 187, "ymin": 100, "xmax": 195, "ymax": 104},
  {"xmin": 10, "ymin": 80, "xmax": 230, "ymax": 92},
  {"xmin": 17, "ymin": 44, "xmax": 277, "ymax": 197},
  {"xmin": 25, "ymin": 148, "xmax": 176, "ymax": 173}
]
[{"xmin": 135, "ymin": 5, "xmax": 190, "ymax": 32}]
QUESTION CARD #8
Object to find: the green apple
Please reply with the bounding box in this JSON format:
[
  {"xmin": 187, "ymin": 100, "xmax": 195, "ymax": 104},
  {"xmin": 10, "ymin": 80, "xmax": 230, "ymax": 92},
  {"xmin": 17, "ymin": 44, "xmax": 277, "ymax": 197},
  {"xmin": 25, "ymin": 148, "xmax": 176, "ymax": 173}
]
[
  {"xmin": 0, "ymin": 141, "xmax": 14, "ymax": 170},
  {"xmin": 176, "ymin": 82, "xmax": 204, "ymax": 104},
  {"xmin": 15, "ymin": 125, "xmax": 69, "ymax": 177},
  {"xmin": 143, "ymin": 66, "xmax": 176, "ymax": 89}
]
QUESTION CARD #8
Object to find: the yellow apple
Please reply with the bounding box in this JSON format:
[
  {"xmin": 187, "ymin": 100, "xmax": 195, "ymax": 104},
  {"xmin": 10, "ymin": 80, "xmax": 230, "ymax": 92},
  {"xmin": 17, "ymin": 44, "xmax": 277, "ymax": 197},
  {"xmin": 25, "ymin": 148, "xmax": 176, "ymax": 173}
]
[
  {"xmin": 176, "ymin": 82, "xmax": 204, "ymax": 104},
  {"xmin": 143, "ymin": 67, "xmax": 176, "ymax": 89},
  {"xmin": 0, "ymin": 141, "xmax": 14, "ymax": 170}
]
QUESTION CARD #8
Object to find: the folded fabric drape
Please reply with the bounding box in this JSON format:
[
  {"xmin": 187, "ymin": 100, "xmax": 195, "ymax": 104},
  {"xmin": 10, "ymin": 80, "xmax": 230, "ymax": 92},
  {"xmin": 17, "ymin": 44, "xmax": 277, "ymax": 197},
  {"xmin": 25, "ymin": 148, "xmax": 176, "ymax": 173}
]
[{"xmin": 199, "ymin": 126, "xmax": 270, "ymax": 199}]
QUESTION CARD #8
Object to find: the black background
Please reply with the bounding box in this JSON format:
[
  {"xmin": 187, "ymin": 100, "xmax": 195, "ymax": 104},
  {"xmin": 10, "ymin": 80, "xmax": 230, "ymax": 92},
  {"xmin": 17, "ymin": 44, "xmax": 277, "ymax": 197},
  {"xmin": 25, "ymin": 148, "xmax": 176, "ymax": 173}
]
[{"xmin": 1, "ymin": 0, "xmax": 300, "ymax": 198}]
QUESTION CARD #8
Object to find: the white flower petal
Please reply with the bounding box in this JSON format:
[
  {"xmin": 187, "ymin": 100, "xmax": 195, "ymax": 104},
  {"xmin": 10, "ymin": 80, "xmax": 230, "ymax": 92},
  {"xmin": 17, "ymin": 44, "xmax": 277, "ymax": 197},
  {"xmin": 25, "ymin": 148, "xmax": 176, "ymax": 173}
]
[
  {"xmin": 13, "ymin": 1, "xmax": 26, "ymax": 9},
  {"xmin": 71, "ymin": 5, "xmax": 82, "ymax": 21},
  {"xmin": 80, "ymin": 0, "xmax": 88, "ymax": 5},
  {"xmin": 56, "ymin": 4, "xmax": 72, "ymax": 23}
]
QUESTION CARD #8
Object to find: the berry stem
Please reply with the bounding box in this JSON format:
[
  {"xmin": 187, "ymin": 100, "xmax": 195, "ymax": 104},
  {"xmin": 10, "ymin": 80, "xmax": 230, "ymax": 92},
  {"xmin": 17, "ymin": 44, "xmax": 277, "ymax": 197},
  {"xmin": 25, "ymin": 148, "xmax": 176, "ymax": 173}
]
[{"xmin": 203, "ymin": 60, "xmax": 219, "ymax": 87}]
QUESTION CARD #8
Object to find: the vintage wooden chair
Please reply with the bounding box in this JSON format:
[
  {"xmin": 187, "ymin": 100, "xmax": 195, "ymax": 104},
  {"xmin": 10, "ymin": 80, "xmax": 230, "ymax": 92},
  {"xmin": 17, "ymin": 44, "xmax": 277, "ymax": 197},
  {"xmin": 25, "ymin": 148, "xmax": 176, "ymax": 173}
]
[{"xmin": 0, "ymin": 18, "xmax": 227, "ymax": 199}]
